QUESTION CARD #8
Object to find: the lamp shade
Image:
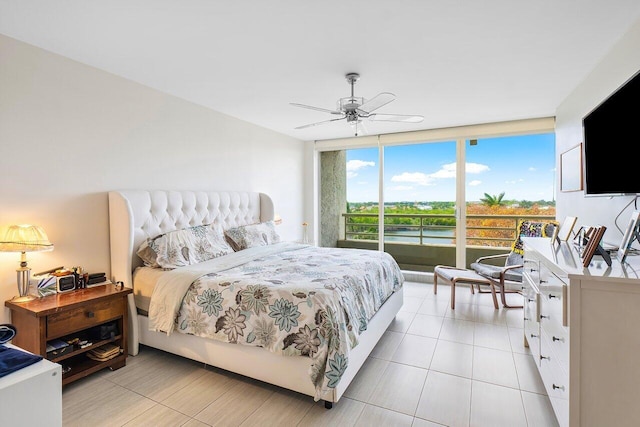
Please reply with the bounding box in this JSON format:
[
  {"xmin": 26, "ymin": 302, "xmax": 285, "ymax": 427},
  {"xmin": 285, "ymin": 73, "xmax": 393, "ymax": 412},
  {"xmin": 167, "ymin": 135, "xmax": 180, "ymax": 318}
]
[{"xmin": 0, "ymin": 224, "xmax": 54, "ymax": 253}]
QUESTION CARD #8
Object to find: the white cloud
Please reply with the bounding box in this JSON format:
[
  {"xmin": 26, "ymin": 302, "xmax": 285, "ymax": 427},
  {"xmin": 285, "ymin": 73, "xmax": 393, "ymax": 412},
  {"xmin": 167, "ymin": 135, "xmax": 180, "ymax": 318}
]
[
  {"xmin": 528, "ymin": 167, "xmax": 536, "ymax": 171},
  {"xmin": 428, "ymin": 162, "xmax": 490, "ymax": 179},
  {"xmin": 468, "ymin": 180, "xmax": 482, "ymax": 186},
  {"xmin": 391, "ymin": 162, "xmax": 489, "ymax": 187},
  {"xmin": 347, "ymin": 160, "xmax": 375, "ymax": 171},
  {"xmin": 466, "ymin": 162, "xmax": 490, "ymax": 174},
  {"xmin": 391, "ymin": 172, "xmax": 435, "ymax": 186},
  {"xmin": 430, "ymin": 162, "xmax": 457, "ymax": 178},
  {"xmin": 346, "ymin": 159, "xmax": 375, "ymax": 179}
]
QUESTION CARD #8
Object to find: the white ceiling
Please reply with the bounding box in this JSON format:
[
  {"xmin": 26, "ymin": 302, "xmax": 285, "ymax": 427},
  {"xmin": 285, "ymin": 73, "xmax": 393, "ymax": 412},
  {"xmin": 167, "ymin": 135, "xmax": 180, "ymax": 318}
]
[{"xmin": 2, "ymin": 1, "xmax": 640, "ymax": 141}]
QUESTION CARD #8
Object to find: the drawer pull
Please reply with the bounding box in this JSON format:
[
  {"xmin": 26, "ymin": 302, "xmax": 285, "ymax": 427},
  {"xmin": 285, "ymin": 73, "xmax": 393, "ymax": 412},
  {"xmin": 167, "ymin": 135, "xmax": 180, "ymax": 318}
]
[
  {"xmin": 86, "ymin": 311, "xmax": 95, "ymax": 318},
  {"xmin": 540, "ymin": 355, "xmax": 550, "ymax": 361},
  {"xmin": 548, "ymin": 294, "xmax": 558, "ymax": 299},
  {"xmin": 530, "ymin": 333, "xmax": 538, "ymax": 338},
  {"xmin": 552, "ymin": 336, "xmax": 564, "ymax": 342},
  {"xmin": 524, "ymin": 317, "xmax": 529, "ymax": 321},
  {"xmin": 540, "ymin": 315, "xmax": 549, "ymax": 319},
  {"xmin": 539, "ymin": 280, "xmax": 548, "ymax": 284},
  {"xmin": 527, "ymin": 298, "xmax": 535, "ymax": 303},
  {"xmin": 530, "ymin": 268, "xmax": 538, "ymax": 272},
  {"xmin": 552, "ymin": 384, "xmax": 565, "ymax": 391}
]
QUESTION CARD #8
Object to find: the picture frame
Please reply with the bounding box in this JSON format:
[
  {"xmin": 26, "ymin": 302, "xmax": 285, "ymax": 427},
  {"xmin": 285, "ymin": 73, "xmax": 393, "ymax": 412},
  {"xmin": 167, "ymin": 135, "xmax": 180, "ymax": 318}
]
[
  {"xmin": 616, "ymin": 211, "xmax": 640, "ymax": 263},
  {"xmin": 560, "ymin": 143, "xmax": 583, "ymax": 192},
  {"xmin": 556, "ymin": 216, "xmax": 578, "ymax": 243},
  {"xmin": 582, "ymin": 225, "xmax": 607, "ymax": 267}
]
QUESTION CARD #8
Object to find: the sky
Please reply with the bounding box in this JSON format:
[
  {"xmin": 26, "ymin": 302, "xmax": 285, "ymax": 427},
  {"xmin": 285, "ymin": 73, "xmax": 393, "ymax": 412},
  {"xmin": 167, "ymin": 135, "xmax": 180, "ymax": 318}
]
[{"xmin": 346, "ymin": 133, "xmax": 556, "ymax": 203}]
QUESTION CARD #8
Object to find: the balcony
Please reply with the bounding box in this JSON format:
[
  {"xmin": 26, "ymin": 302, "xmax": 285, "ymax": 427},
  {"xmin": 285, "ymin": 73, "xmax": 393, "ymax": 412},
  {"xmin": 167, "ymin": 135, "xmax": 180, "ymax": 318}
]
[{"xmin": 337, "ymin": 212, "xmax": 556, "ymax": 272}]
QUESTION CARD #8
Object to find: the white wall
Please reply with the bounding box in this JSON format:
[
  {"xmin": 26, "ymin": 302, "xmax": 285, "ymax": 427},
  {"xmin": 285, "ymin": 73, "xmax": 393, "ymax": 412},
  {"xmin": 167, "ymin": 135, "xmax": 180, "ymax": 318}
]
[
  {"xmin": 555, "ymin": 18, "xmax": 640, "ymax": 246},
  {"xmin": 0, "ymin": 35, "xmax": 305, "ymax": 323}
]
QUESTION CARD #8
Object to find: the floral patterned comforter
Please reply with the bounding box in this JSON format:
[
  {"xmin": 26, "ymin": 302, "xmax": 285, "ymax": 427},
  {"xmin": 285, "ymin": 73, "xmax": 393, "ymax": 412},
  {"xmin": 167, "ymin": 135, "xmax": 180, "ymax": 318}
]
[{"xmin": 148, "ymin": 242, "xmax": 403, "ymax": 399}]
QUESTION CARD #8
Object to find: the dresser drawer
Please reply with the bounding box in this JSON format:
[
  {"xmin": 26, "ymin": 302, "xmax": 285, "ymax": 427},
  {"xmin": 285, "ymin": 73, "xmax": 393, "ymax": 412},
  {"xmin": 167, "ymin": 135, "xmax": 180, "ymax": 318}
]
[
  {"xmin": 539, "ymin": 331, "xmax": 569, "ymax": 399},
  {"xmin": 541, "ymin": 325, "xmax": 569, "ymax": 371},
  {"xmin": 47, "ymin": 297, "xmax": 125, "ymax": 338}
]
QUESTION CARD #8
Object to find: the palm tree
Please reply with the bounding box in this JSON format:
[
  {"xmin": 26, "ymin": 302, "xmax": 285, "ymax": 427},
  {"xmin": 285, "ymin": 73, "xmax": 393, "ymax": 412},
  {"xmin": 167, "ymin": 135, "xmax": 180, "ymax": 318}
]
[{"xmin": 480, "ymin": 192, "xmax": 506, "ymax": 207}]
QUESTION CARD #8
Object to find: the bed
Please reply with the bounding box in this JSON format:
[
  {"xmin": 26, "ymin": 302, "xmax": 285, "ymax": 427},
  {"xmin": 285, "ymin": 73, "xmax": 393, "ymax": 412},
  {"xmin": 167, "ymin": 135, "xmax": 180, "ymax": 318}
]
[{"xmin": 108, "ymin": 190, "xmax": 404, "ymax": 407}]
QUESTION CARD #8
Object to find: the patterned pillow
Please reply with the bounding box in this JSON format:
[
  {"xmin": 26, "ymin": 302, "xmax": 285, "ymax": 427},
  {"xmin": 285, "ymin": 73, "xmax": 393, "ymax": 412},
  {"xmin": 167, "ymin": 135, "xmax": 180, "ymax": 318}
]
[
  {"xmin": 224, "ymin": 221, "xmax": 281, "ymax": 251},
  {"xmin": 136, "ymin": 224, "xmax": 234, "ymax": 269},
  {"xmin": 511, "ymin": 220, "xmax": 559, "ymax": 255}
]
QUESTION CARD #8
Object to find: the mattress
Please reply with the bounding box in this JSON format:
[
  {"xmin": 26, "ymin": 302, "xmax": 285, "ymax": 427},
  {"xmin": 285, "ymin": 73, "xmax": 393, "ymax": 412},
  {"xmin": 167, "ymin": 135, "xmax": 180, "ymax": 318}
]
[{"xmin": 132, "ymin": 266, "xmax": 166, "ymax": 314}]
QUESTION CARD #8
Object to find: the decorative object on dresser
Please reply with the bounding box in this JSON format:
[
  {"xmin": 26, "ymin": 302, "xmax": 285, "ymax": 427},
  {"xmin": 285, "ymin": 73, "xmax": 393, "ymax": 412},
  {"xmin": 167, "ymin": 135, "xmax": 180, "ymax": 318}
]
[
  {"xmin": 0, "ymin": 224, "xmax": 54, "ymax": 302},
  {"xmin": 555, "ymin": 216, "xmax": 578, "ymax": 243},
  {"xmin": 108, "ymin": 190, "xmax": 404, "ymax": 409},
  {"xmin": 616, "ymin": 210, "xmax": 640, "ymax": 263},
  {"xmin": 4, "ymin": 284, "xmax": 132, "ymax": 386},
  {"xmin": 580, "ymin": 225, "xmax": 610, "ymax": 267},
  {"xmin": 522, "ymin": 236, "xmax": 640, "ymax": 426}
]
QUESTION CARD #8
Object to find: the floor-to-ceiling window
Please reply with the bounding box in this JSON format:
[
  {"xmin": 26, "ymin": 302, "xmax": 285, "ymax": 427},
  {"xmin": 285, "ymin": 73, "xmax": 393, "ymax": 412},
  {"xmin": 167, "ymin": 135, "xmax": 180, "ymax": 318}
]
[
  {"xmin": 465, "ymin": 134, "xmax": 556, "ymax": 252},
  {"xmin": 315, "ymin": 118, "xmax": 556, "ymax": 272},
  {"xmin": 381, "ymin": 142, "xmax": 458, "ymax": 270}
]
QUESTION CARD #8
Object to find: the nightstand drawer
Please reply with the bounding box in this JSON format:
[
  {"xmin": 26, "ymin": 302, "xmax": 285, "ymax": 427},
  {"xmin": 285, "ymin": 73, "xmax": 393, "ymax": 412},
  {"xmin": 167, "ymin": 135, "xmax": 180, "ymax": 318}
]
[{"xmin": 47, "ymin": 298, "xmax": 125, "ymax": 338}]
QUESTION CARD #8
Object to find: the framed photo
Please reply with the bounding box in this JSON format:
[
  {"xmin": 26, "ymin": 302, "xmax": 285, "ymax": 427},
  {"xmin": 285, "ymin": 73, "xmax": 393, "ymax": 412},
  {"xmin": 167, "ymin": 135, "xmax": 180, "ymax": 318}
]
[
  {"xmin": 560, "ymin": 143, "xmax": 583, "ymax": 192},
  {"xmin": 582, "ymin": 225, "xmax": 606, "ymax": 267},
  {"xmin": 556, "ymin": 216, "xmax": 578, "ymax": 243},
  {"xmin": 617, "ymin": 211, "xmax": 640, "ymax": 263}
]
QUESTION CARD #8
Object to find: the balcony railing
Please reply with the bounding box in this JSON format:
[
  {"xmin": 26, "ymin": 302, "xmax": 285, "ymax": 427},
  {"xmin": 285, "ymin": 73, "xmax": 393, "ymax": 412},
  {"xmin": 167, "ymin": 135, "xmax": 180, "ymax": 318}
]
[{"xmin": 343, "ymin": 212, "xmax": 556, "ymax": 248}]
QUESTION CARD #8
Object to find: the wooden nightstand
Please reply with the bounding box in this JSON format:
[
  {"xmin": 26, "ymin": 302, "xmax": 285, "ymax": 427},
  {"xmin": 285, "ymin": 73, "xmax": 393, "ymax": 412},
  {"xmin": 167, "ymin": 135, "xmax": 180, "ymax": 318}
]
[{"xmin": 5, "ymin": 284, "xmax": 132, "ymax": 386}]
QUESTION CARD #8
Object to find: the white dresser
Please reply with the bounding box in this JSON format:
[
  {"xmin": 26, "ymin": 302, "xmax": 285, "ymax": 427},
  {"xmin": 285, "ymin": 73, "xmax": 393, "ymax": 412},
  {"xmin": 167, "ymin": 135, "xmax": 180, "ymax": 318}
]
[
  {"xmin": 0, "ymin": 345, "xmax": 62, "ymax": 427},
  {"xmin": 522, "ymin": 237, "xmax": 640, "ymax": 427}
]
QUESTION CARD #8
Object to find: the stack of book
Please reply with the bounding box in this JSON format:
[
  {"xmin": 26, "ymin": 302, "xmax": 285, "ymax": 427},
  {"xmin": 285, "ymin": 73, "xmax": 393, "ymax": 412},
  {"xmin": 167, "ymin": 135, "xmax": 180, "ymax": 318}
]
[
  {"xmin": 87, "ymin": 344, "xmax": 121, "ymax": 362},
  {"xmin": 86, "ymin": 272, "xmax": 110, "ymax": 287}
]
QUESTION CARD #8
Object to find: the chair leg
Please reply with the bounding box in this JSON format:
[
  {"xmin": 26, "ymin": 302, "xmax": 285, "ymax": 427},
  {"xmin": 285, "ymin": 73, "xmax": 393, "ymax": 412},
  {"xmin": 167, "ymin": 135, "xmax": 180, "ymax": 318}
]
[
  {"xmin": 451, "ymin": 280, "xmax": 456, "ymax": 309},
  {"xmin": 498, "ymin": 281, "xmax": 523, "ymax": 309},
  {"xmin": 489, "ymin": 282, "xmax": 499, "ymax": 309},
  {"xmin": 500, "ymin": 290, "xmax": 523, "ymax": 308},
  {"xmin": 434, "ymin": 273, "xmax": 438, "ymax": 295}
]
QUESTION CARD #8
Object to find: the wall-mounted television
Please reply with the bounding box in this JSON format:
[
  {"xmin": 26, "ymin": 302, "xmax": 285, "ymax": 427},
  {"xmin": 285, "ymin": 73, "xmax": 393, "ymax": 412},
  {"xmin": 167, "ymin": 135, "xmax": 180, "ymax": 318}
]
[{"xmin": 583, "ymin": 69, "xmax": 640, "ymax": 196}]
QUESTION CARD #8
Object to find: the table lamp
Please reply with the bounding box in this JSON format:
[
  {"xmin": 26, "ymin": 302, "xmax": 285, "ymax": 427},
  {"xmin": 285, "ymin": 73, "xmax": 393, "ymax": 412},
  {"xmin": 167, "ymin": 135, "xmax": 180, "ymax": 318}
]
[{"xmin": 0, "ymin": 224, "xmax": 54, "ymax": 302}]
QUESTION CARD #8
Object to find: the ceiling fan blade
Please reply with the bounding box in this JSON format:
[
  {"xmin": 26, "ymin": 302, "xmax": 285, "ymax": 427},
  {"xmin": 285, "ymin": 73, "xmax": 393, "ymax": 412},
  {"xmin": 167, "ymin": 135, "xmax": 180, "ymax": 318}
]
[
  {"xmin": 290, "ymin": 103, "xmax": 343, "ymax": 115},
  {"xmin": 295, "ymin": 117, "xmax": 345, "ymax": 130},
  {"xmin": 368, "ymin": 113, "xmax": 424, "ymax": 123},
  {"xmin": 357, "ymin": 92, "xmax": 396, "ymax": 114}
]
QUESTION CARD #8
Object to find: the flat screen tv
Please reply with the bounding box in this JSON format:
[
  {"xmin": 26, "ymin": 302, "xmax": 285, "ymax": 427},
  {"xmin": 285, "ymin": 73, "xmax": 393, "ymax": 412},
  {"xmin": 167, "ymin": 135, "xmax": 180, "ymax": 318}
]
[{"xmin": 583, "ymin": 69, "xmax": 640, "ymax": 196}]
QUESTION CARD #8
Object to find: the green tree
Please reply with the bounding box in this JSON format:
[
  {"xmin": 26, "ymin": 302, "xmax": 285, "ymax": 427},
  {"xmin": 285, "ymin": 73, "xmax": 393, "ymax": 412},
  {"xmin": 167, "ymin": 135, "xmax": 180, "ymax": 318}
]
[{"xmin": 480, "ymin": 192, "xmax": 506, "ymax": 207}]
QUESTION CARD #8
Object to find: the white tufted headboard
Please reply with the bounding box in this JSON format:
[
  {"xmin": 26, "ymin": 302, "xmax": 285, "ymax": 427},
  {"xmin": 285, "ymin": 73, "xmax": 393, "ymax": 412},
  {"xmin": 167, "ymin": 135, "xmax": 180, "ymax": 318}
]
[
  {"xmin": 108, "ymin": 190, "xmax": 274, "ymax": 289},
  {"xmin": 108, "ymin": 190, "xmax": 273, "ymax": 356}
]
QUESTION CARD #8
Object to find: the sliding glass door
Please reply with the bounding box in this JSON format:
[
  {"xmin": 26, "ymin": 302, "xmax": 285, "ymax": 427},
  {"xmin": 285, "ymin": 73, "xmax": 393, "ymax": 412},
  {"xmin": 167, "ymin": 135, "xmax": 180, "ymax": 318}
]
[
  {"xmin": 465, "ymin": 134, "xmax": 556, "ymax": 253},
  {"xmin": 382, "ymin": 141, "xmax": 458, "ymax": 270},
  {"xmin": 318, "ymin": 118, "xmax": 556, "ymax": 272}
]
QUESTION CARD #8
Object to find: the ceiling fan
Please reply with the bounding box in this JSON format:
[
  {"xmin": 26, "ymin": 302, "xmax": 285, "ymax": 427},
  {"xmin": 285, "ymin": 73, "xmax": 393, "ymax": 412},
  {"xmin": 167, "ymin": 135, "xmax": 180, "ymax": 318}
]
[{"xmin": 291, "ymin": 73, "xmax": 424, "ymax": 136}]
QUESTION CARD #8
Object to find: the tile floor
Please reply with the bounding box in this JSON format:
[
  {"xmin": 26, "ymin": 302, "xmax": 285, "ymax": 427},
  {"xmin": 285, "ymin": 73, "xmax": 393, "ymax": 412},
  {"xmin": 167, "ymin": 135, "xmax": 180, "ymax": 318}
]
[{"xmin": 61, "ymin": 280, "xmax": 560, "ymax": 426}]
